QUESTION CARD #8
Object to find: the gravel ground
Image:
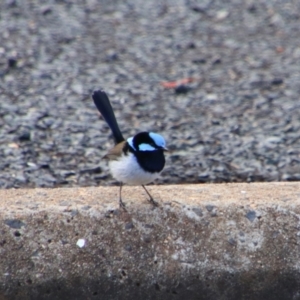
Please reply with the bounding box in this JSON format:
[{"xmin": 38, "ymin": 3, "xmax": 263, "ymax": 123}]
[{"xmin": 1, "ymin": 0, "xmax": 300, "ymax": 189}]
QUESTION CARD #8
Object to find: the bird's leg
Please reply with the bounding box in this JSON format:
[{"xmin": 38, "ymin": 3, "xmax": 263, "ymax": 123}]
[
  {"xmin": 119, "ymin": 182, "xmax": 127, "ymax": 210},
  {"xmin": 142, "ymin": 185, "xmax": 159, "ymax": 207}
]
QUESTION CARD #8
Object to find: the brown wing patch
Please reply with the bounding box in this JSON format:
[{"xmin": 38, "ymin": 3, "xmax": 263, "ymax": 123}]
[{"xmin": 103, "ymin": 141, "xmax": 127, "ymax": 160}]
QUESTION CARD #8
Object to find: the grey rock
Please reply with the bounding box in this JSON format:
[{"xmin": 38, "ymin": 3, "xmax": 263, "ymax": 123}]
[
  {"xmin": 4, "ymin": 219, "xmax": 26, "ymax": 229},
  {"xmin": 246, "ymin": 210, "xmax": 256, "ymax": 222}
]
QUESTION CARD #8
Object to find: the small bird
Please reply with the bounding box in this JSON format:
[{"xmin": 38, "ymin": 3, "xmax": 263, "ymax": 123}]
[{"xmin": 92, "ymin": 89, "xmax": 167, "ymax": 209}]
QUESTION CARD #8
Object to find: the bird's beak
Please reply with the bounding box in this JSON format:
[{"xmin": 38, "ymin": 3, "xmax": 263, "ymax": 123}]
[{"xmin": 163, "ymin": 147, "xmax": 169, "ymax": 151}]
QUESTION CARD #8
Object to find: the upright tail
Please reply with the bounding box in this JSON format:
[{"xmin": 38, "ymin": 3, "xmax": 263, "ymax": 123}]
[{"xmin": 92, "ymin": 90, "xmax": 125, "ymax": 144}]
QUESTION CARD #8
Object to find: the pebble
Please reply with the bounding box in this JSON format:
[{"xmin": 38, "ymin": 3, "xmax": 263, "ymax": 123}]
[{"xmin": 246, "ymin": 211, "xmax": 256, "ymax": 222}]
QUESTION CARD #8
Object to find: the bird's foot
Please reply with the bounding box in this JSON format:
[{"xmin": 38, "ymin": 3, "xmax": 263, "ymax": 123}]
[
  {"xmin": 119, "ymin": 198, "xmax": 127, "ymax": 211},
  {"xmin": 148, "ymin": 197, "xmax": 159, "ymax": 207}
]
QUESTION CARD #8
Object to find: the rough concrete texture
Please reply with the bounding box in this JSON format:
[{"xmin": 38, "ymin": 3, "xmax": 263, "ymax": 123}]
[{"xmin": 1, "ymin": 183, "xmax": 300, "ymax": 299}]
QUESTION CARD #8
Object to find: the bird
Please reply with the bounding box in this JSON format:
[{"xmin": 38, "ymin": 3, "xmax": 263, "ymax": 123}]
[{"xmin": 92, "ymin": 89, "xmax": 168, "ymax": 209}]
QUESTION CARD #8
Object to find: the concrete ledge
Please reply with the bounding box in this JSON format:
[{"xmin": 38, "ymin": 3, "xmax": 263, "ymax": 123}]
[{"xmin": 1, "ymin": 183, "xmax": 300, "ymax": 299}]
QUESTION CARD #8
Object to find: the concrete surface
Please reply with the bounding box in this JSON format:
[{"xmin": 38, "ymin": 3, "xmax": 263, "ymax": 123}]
[{"xmin": 0, "ymin": 183, "xmax": 300, "ymax": 299}]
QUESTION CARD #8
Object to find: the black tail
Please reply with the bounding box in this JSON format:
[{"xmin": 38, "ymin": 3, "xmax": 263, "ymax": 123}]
[{"xmin": 92, "ymin": 90, "xmax": 125, "ymax": 144}]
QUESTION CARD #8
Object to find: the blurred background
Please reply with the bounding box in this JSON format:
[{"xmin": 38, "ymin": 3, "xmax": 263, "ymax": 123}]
[{"xmin": 0, "ymin": 0, "xmax": 300, "ymax": 188}]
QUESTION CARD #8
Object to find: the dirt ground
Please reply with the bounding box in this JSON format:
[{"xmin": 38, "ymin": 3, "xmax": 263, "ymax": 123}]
[{"xmin": 1, "ymin": 0, "xmax": 300, "ymax": 188}]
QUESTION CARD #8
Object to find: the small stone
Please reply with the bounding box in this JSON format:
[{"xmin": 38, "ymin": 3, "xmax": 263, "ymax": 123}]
[
  {"xmin": 27, "ymin": 162, "xmax": 38, "ymax": 169},
  {"xmin": 143, "ymin": 236, "xmax": 151, "ymax": 243},
  {"xmin": 246, "ymin": 210, "xmax": 256, "ymax": 222},
  {"xmin": 4, "ymin": 219, "xmax": 25, "ymax": 229},
  {"xmin": 192, "ymin": 207, "xmax": 203, "ymax": 217},
  {"xmin": 228, "ymin": 238, "xmax": 236, "ymax": 246},
  {"xmin": 215, "ymin": 10, "xmax": 229, "ymax": 21},
  {"xmin": 191, "ymin": 6, "xmax": 207, "ymax": 14},
  {"xmin": 71, "ymin": 83, "xmax": 84, "ymax": 94},
  {"xmin": 192, "ymin": 58, "xmax": 206, "ymax": 64},
  {"xmin": 8, "ymin": 58, "xmax": 17, "ymax": 68},
  {"xmin": 80, "ymin": 166, "xmax": 102, "ymax": 174},
  {"xmin": 248, "ymin": 4, "xmax": 257, "ymax": 13},
  {"xmin": 41, "ymin": 6, "xmax": 52, "ymax": 15},
  {"xmin": 105, "ymin": 52, "xmax": 118, "ymax": 62},
  {"xmin": 212, "ymin": 58, "xmax": 222, "ymax": 64},
  {"xmin": 81, "ymin": 205, "xmax": 91, "ymax": 210},
  {"xmin": 187, "ymin": 42, "xmax": 196, "ymax": 49},
  {"xmin": 76, "ymin": 239, "xmax": 85, "ymax": 248},
  {"xmin": 271, "ymin": 78, "xmax": 284, "ymax": 85},
  {"xmin": 124, "ymin": 244, "xmax": 132, "ymax": 252},
  {"xmin": 59, "ymin": 170, "xmax": 76, "ymax": 178},
  {"xmin": 198, "ymin": 173, "xmax": 209, "ymax": 181},
  {"xmin": 175, "ymin": 85, "xmax": 190, "ymax": 94},
  {"xmin": 14, "ymin": 173, "xmax": 27, "ymax": 183},
  {"xmin": 125, "ymin": 222, "xmax": 134, "ymax": 230},
  {"xmin": 36, "ymin": 174, "xmax": 57, "ymax": 186},
  {"xmin": 18, "ymin": 131, "xmax": 31, "ymax": 141},
  {"xmin": 206, "ymin": 205, "xmax": 215, "ymax": 212},
  {"xmin": 206, "ymin": 94, "xmax": 218, "ymax": 101}
]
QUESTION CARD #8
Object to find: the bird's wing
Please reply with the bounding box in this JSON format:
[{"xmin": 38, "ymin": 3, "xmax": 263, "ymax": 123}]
[{"xmin": 103, "ymin": 141, "xmax": 127, "ymax": 160}]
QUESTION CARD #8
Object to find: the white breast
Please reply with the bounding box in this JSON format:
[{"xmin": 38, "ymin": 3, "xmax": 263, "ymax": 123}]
[{"xmin": 109, "ymin": 152, "xmax": 161, "ymax": 185}]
